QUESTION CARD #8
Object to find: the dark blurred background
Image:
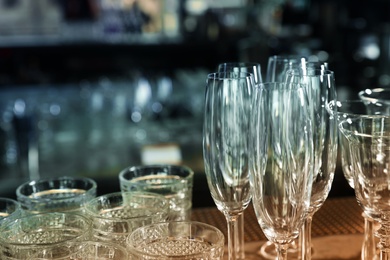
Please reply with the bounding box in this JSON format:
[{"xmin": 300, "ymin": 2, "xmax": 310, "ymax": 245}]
[{"xmin": 1, "ymin": 0, "xmax": 388, "ymax": 206}]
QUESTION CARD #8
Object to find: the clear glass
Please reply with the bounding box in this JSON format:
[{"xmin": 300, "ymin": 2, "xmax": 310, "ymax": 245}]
[
  {"xmin": 0, "ymin": 197, "xmax": 23, "ymax": 225},
  {"xmin": 249, "ymin": 82, "xmax": 314, "ymax": 260},
  {"xmin": 118, "ymin": 164, "xmax": 194, "ymax": 221},
  {"xmin": 265, "ymin": 55, "xmax": 304, "ymax": 82},
  {"xmin": 358, "ymin": 88, "xmax": 390, "ymax": 115},
  {"xmin": 72, "ymin": 241, "xmax": 128, "ymax": 260},
  {"xmin": 83, "ymin": 191, "xmax": 169, "ymax": 246},
  {"xmin": 127, "ymin": 221, "xmax": 225, "ymax": 260},
  {"xmin": 0, "ymin": 212, "xmax": 91, "ymax": 259},
  {"xmin": 218, "ymin": 62, "xmax": 263, "ymax": 85},
  {"xmin": 217, "ymin": 62, "xmax": 263, "ymax": 260},
  {"xmin": 328, "ymin": 100, "xmax": 380, "ymax": 260},
  {"xmin": 287, "ymin": 68, "xmax": 338, "ymax": 260},
  {"xmin": 16, "ymin": 176, "xmax": 97, "ymax": 214},
  {"xmin": 261, "ymin": 57, "xmax": 327, "ymax": 259},
  {"xmin": 339, "ymin": 116, "xmax": 390, "ymax": 260},
  {"xmin": 203, "ymin": 72, "xmax": 253, "ymax": 260}
]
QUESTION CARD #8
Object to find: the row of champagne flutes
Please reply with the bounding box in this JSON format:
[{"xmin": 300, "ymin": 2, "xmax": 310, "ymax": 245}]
[
  {"xmin": 202, "ymin": 56, "xmax": 337, "ymax": 260},
  {"xmin": 329, "ymin": 88, "xmax": 390, "ymax": 260},
  {"xmin": 0, "ymin": 165, "xmax": 228, "ymax": 259}
]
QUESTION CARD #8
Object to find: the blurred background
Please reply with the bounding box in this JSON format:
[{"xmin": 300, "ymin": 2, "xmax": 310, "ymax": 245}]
[{"xmin": 1, "ymin": 0, "xmax": 388, "ymax": 205}]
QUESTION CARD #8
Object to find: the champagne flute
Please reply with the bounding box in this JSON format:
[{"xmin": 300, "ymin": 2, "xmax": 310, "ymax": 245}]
[
  {"xmin": 287, "ymin": 68, "xmax": 338, "ymax": 260},
  {"xmin": 262, "ymin": 56, "xmax": 325, "ymax": 259},
  {"xmin": 249, "ymin": 82, "xmax": 314, "ymax": 260},
  {"xmin": 217, "ymin": 62, "xmax": 263, "ymax": 259},
  {"xmin": 261, "ymin": 54, "xmax": 304, "ymax": 260},
  {"xmin": 203, "ymin": 72, "xmax": 253, "ymax": 260}
]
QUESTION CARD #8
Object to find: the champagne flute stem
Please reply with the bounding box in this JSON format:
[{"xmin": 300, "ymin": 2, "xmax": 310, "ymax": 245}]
[
  {"xmin": 276, "ymin": 243, "xmax": 289, "ymax": 260},
  {"xmin": 301, "ymin": 215, "xmax": 313, "ymax": 260},
  {"xmin": 361, "ymin": 213, "xmax": 377, "ymax": 260},
  {"xmin": 226, "ymin": 215, "xmax": 240, "ymax": 260},
  {"xmin": 237, "ymin": 213, "xmax": 245, "ymax": 259}
]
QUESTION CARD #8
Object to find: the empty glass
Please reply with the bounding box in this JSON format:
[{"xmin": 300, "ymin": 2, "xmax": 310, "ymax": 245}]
[
  {"xmin": 328, "ymin": 99, "xmax": 381, "ymax": 260},
  {"xmin": 16, "ymin": 176, "xmax": 97, "ymax": 214},
  {"xmin": 127, "ymin": 221, "xmax": 225, "ymax": 260},
  {"xmin": 249, "ymin": 82, "xmax": 314, "ymax": 260},
  {"xmin": 0, "ymin": 212, "xmax": 91, "ymax": 259},
  {"xmin": 217, "ymin": 62, "xmax": 263, "ymax": 260},
  {"xmin": 203, "ymin": 72, "xmax": 253, "ymax": 260},
  {"xmin": 287, "ymin": 68, "xmax": 338, "ymax": 260},
  {"xmin": 118, "ymin": 164, "xmax": 194, "ymax": 221},
  {"xmin": 339, "ymin": 116, "xmax": 390, "ymax": 259},
  {"xmin": 83, "ymin": 191, "xmax": 169, "ymax": 246}
]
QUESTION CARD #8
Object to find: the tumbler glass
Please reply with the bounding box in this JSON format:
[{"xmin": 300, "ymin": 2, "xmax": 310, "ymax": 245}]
[
  {"xmin": 84, "ymin": 191, "xmax": 169, "ymax": 246},
  {"xmin": 0, "ymin": 212, "xmax": 91, "ymax": 259},
  {"xmin": 119, "ymin": 164, "xmax": 194, "ymax": 221},
  {"xmin": 16, "ymin": 176, "xmax": 97, "ymax": 214},
  {"xmin": 127, "ymin": 221, "xmax": 225, "ymax": 260}
]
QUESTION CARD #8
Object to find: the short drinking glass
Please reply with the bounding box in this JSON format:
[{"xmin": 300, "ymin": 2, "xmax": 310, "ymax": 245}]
[{"xmin": 119, "ymin": 164, "xmax": 194, "ymax": 221}]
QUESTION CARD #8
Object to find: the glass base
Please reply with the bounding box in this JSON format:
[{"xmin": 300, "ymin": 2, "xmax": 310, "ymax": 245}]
[{"xmin": 258, "ymin": 241, "xmax": 304, "ymax": 260}]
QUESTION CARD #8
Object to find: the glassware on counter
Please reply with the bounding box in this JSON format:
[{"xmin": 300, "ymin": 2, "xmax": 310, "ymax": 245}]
[
  {"xmin": 127, "ymin": 221, "xmax": 225, "ymax": 260},
  {"xmin": 287, "ymin": 68, "xmax": 338, "ymax": 260},
  {"xmin": 118, "ymin": 164, "xmax": 194, "ymax": 221},
  {"xmin": 249, "ymin": 82, "xmax": 314, "ymax": 260},
  {"xmin": 203, "ymin": 72, "xmax": 253, "ymax": 260},
  {"xmin": 328, "ymin": 99, "xmax": 382, "ymax": 260},
  {"xmin": 339, "ymin": 116, "xmax": 390, "ymax": 259},
  {"xmin": 217, "ymin": 62, "xmax": 263, "ymax": 260},
  {"xmin": 16, "ymin": 176, "xmax": 97, "ymax": 214},
  {"xmin": 83, "ymin": 191, "xmax": 169, "ymax": 246},
  {"xmin": 0, "ymin": 212, "xmax": 91, "ymax": 259}
]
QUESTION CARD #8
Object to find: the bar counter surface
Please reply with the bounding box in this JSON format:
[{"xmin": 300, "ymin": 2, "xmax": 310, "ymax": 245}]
[{"xmin": 192, "ymin": 196, "xmax": 365, "ymax": 260}]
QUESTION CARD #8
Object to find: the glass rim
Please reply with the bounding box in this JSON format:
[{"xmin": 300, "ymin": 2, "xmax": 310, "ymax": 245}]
[
  {"xmin": 286, "ymin": 67, "xmax": 334, "ymax": 76},
  {"xmin": 119, "ymin": 164, "xmax": 194, "ymax": 183},
  {"xmin": 358, "ymin": 87, "xmax": 390, "ymax": 103},
  {"xmin": 127, "ymin": 221, "xmax": 224, "ymax": 258},
  {"xmin": 207, "ymin": 71, "xmax": 254, "ymax": 80},
  {"xmin": 16, "ymin": 176, "xmax": 97, "ymax": 202},
  {"xmin": 217, "ymin": 61, "xmax": 261, "ymax": 68},
  {"xmin": 83, "ymin": 191, "xmax": 169, "ymax": 221},
  {"xmin": 268, "ymin": 54, "xmax": 305, "ymax": 61},
  {"xmin": 339, "ymin": 116, "xmax": 390, "ymax": 139}
]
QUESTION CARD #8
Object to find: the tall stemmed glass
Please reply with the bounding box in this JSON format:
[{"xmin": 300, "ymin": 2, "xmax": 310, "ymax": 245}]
[
  {"xmin": 328, "ymin": 99, "xmax": 382, "ymax": 260},
  {"xmin": 249, "ymin": 82, "xmax": 314, "ymax": 260},
  {"xmin": 287, "ymin": 68, "xmax": 338, "ymax": 260},
  {"xmin": 339, "ymin": 116, "xmax": 390, "ymax": 260},
  {"xmin": 217, "ymin": 62, "xmax": 262, "ymax": 259},
  {"xmin": 203, "ymin": 72, "xmax": 253, "ymax": 260}
]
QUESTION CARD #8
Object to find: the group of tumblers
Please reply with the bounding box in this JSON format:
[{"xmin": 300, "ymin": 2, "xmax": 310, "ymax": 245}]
[{"xmin": 0, "ymin": 164, "xmax": 225, "ymax": 259}]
